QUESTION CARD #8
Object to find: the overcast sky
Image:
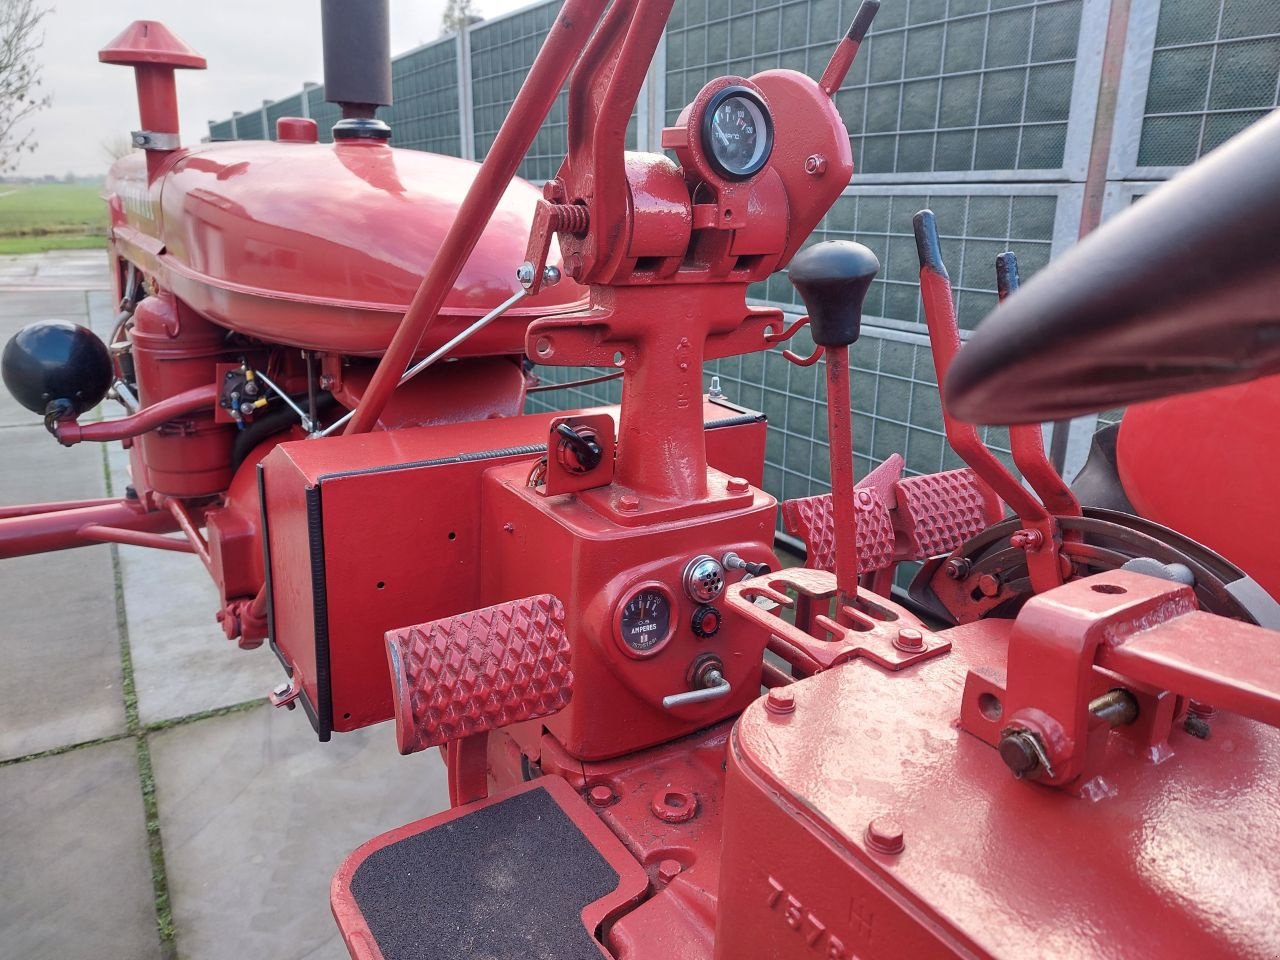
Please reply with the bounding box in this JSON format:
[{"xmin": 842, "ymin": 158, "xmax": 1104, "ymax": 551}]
[{"xmin": 16, "ymin": 0, "xmax": 530, "ymax": 177}]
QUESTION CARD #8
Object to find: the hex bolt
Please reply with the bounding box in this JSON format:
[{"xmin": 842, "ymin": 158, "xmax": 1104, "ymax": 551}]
[
  {"xmin": 1010, "ymin": 529, "xmax": 1043, "ymax": 550},
  {"xmin": 726, "ymin": 476, "xmax": 750, "ymax": 494},
  {"xmin": 1184, "ymin": 713, "xmax": 1212, "ymax": 739},
  {"xmin": 765, "ymin": 688, "xmax": 796, "ymax": 716},
  {"xmin": 998, "ymin": 729, "xmax": 1046, "ymax": 779},
  {"xmin": 543, "ymin": 178, "xmax": 566, "ymax": 203},
  {"xmin": 618, "ymin": 494, "xmax": 641, "ymax": 512},
  {"xmin": 587, "ymin": 784, "xmax": 615, "ymax": 807},
  {"xmin": 978, "ymin": 573, "xmax": 1001, "ymax": 597},
  {"xmin": 944, "ymin": 557, "xmax": 971, "ymax": 580},
  {"xmin": 865, "ymin": 816, "xmax": 904, "ymax": 855},
  {"xmin": 657, "ymin": 859, "xmax": 683, "ymax": 882},
  {"xmin": 893, "ymin": 626, "xmax": 925, "ymax": 653},
  {"xmin": 805, "ymin": 154, "xmax": 828, "ymax": 176}
]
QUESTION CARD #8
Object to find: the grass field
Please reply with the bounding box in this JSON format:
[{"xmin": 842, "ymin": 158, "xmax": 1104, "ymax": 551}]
[{"xmin": 0, "ymin": 183, "xmax": 107, "ymax": 254}]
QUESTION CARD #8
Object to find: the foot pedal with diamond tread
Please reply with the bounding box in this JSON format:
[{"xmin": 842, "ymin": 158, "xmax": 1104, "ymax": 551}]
[{"xmin": 385, "ymin": 594, "xmax": 572, "ymax": 755}]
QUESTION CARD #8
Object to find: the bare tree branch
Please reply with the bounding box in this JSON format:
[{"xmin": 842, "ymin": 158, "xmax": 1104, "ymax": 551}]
[
  {"xmin": 0, "ymin": 0, "xmax": 51, "ymax": 173},
  {"xmin": 441, "ymin": 0, "xmax": 482, "ymax": 36}
]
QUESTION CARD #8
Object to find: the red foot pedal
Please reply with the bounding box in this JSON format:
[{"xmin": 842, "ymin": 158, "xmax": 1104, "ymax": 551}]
[
  {"xmin": 781, "ymin": 491, "xmax": 895, "ymax": 574},
  {"xmin": 894, "ymin": 468, "xmax": 1002, "ymax": 558},
  {"xmin": 385, "ymin": 594, "xmax": 572, "ymax": 755}
]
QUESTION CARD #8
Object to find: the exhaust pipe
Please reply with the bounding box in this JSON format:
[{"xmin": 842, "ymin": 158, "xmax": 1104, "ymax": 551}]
[{"xmin": 321, "ymin": 0, "xmax": 393, "ymax": 139}]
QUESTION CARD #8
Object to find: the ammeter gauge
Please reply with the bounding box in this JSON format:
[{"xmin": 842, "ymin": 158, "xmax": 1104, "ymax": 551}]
[{"xmin": 616, "ymin": 584, "xmax": 675, "ymax": 657}]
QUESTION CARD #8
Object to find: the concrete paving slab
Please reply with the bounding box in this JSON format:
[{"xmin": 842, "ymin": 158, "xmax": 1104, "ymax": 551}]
[
  {"xmin": 0, "ymin": 424, "xmax": 108, "ymax": 511},
  {"xmin": 0, "ymin": 290, "xmax": 91, "ymax": 426},
  {"xmin": 151, "ymin": 704, "xmax": 449, "ymax": 960},
  {"xmin": 119, "ymin": 540, "xmax": 281, "ymax": 725},
  {"xmin": 0, "ymin": 251, "xmax": 111, "ymax": 290},
  {"xmin": 32, "ymin": 253, "xmax": 111, "ymax": 290},
  {"xmin": 85, "ymin": 289, "xmax": 116, "ymax": 336},
  {"xmin": 0, "ymin": 546, "xmax": 126, "ymax": 761},
  {"xmin": 0, "ymin": 427, "xmax": 125, "ymax": 760},
  {"xmin": 0, "ymin": 288, "xmax": 88, "ymax": 321},
  {"xmin": 0, "ymin": 739, "xmax": 162, "ymax": 960},
  {"xmin": 96, "ymin": 436, "xmax": 279, "ymax": 723},
  {"xmin": 0, "ymin": 257, "xmax": 37, "ymax": 284}
]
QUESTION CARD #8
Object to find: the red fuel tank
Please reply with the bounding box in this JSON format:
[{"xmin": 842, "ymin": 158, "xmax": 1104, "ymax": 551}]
[{"xmin": 105, "ymin": 139, "xmax": 588, "ymax": 357}]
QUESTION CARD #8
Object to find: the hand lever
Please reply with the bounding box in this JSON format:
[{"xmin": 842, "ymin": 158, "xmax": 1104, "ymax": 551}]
[
  {"xmin": 789, "ymin": 241, "xmax": 880, "ymax": 622},
  {"xmin": 912, "ymin": 210, "xmax": 1064, "ymax": 593},
  {"xmin": 995, "ymin": 252, "xmax": 1082, "ymax": 520},
  {"xmin": 819, "ymin": 0, "xmax": 881, "ymax": 97},
  {"xmin": 662, "ymin": 664, "xmax": 732, "ymax": 710}
]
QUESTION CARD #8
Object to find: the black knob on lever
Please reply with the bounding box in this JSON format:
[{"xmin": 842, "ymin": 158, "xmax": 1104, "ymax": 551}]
[{"xmin": 788, "ymin": 241, "xmax": 881, "ymax": 347}]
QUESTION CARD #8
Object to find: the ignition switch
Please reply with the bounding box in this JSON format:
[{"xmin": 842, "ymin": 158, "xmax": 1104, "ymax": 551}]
[{"xmin": 554, "ymin": 422, "xmax": 603, "ymax": 473}]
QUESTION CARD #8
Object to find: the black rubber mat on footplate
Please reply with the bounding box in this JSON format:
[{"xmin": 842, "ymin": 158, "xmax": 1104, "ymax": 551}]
[{"xmin": 349, "ymin": 785, "xmax": 620, "ymax": 959}]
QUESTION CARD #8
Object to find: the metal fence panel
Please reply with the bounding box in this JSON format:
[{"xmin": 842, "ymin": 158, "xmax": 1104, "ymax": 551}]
[
  {"xmin": 391, "ymin": 38, "xmax": 464, "ymax": 156},
  {"xmin": 467, "ymin": 0, "xmax": 639, "ymax": 180},
  {"xmin": 307, "ymin": 86, "xmax": 342, "ymax": 144},
  {"xmin": 1112, "ymin": 0, "xmax": 1280, "ymax": 178},
  {"xmin": 468, "ymin": 1, "xmax": 568, "ymax": 181},
  {"xmin": 232, "ymin": 108, "xmax": 265, "ymax": 141},
  {"xmin": 665, "ymin": 0, "xmax": 1105, "ymax": 181},
  {"xmin": 749, "ymin": 183, "xmax": 1077, "ymax": 332},
  {"xmin": 207, "ymin": 118, "xmax": 235, "ymax": 141}
]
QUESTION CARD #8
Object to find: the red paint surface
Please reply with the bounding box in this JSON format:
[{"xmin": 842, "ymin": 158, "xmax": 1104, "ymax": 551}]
[
  {"xmin": 1118, "ymin": 375, "xmax": 1280, "ymax": 599},
  {"xmin": 104, "ymin": 141, "xmax": 588, "ymax": 355}
]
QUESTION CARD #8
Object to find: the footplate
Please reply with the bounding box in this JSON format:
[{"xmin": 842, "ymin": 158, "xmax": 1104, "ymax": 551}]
[
  {"xmin": 385, "ymin": 594, "xmax": 572, "ymax": 755},
  {"xmin": 332, "ymin": 778, "xmax": 648, "ymax": 960}
]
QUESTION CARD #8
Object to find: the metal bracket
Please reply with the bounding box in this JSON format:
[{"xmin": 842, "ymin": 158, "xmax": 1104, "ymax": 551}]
[
  {"xmin": 131, "ymin": 130, "xmax": 180, "ymax": 151},
  {"xmin": 269, "ymin": 676, "xmax": 302, "ymax": 710}
]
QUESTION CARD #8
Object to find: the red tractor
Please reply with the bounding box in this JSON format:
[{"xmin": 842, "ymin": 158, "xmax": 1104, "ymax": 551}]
[{"xmin": 2, "ymin": 1, "xmax": 1278, "ymax": 957}]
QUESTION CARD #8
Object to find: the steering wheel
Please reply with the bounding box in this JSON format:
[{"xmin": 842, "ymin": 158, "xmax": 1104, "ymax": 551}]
[{"xmin": 945, "ymin": 109, "xmax": 1280, "ymax": 425}]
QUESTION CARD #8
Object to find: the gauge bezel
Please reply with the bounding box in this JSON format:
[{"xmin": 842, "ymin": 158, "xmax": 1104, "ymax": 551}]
[
  {"xmin": 614, "ymin": 581, "xmax": 677, "ymax": 660},
  {"xmin": 700, "ymin": 84, "xmax": 775, "ymax": 181}
]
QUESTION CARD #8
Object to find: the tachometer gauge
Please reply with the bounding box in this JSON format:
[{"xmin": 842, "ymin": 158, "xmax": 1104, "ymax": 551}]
[
  {"xmin": 616, "ymin": 584, "xmax": 675, "ymax": 657},
  {"xmin": 702, "ymin": 85, "xmax": 773, "ymax": 180}
]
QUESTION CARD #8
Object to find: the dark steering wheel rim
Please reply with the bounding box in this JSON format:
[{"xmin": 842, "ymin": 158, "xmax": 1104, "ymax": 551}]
[{"xmin": 945, "ymin": 109, "xmax": 1280, "ymax": 425}]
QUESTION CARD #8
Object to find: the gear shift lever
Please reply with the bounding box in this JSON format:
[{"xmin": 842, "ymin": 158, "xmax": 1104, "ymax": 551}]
[{"xmin": 789, "ymin": 241, "xmax": 881, "ymax": 620}]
